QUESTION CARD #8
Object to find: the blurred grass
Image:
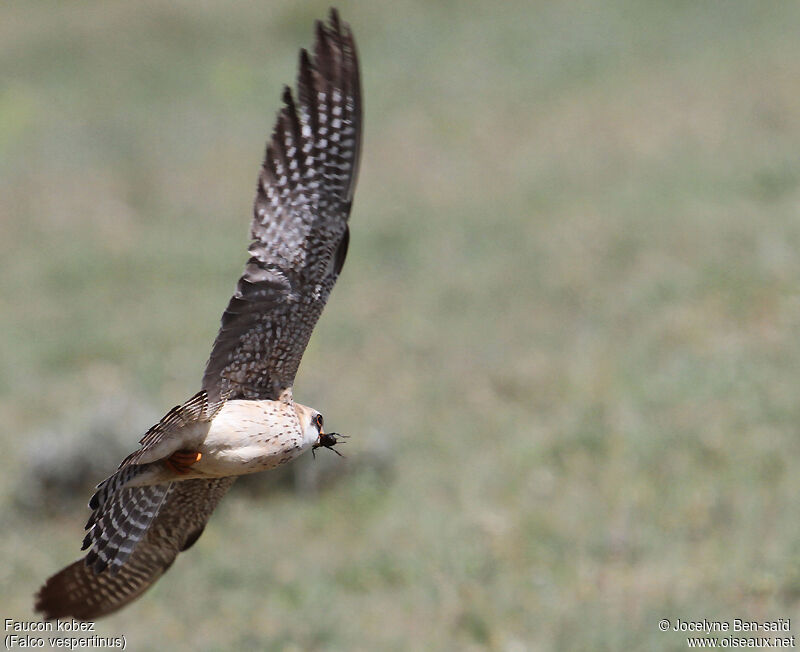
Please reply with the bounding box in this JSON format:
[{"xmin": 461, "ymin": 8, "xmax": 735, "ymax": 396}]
[{"xmin": 2, "ymin": 0, "xmax": 800, "ymax": 649}]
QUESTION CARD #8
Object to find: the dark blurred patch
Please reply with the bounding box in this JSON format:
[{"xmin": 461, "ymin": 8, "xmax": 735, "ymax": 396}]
[
  {"xmin": 751, "ymin": 163, "xmax": 799, "ymax": 202},
  {"xmin": 234, "ymin": 432, "xmax": 395, "ymax": 498},
  {"xmin": 15, "ymin": 394, "xmax": 156, "ymax": 515}
]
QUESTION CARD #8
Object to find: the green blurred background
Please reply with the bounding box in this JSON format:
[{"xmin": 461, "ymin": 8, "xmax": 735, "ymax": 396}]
[{"xmin": 2, "ymin": 1, "xmax": 800, "ymax": 649}]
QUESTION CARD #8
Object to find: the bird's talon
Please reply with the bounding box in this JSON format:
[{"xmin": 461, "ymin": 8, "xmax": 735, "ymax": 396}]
[{"xmin": 166, "ymin": 450, "xmax": 202, "ymax": 474}]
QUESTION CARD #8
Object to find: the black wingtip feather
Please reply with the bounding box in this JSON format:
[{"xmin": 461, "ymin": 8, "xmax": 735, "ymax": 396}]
[
  {"xmin": 329, "ymin": 7, "xmax": 340, "ymax": 23},
  {"xmin": 299, "ymin": 47, "xmax": 311, "ymax": 69},
  {"xmin": 333, "ymin": 226, "xmax": 349, "ymax": 277}
]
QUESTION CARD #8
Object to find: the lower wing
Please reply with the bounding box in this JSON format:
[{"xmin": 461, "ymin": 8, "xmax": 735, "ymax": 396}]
[{"xmin": 35, "ymin": 477, "xmax": 236, "ymax": 620}]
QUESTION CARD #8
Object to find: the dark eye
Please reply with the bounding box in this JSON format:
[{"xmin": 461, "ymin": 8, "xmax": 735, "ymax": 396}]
[{"xmin": 315, "ymin": 414, "xmax": 324, "ymax": 430}]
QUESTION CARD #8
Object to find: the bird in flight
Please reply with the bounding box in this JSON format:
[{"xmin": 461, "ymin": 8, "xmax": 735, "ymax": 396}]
[{"xmin": 35, "ymin": 8, "xmax": 361, "ymax": 620}]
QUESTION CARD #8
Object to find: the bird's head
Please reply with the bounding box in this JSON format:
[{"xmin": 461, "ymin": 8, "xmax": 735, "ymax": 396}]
[{"xmin": 295, "ymin": 404, "xmax": 347, "ymax": 457}]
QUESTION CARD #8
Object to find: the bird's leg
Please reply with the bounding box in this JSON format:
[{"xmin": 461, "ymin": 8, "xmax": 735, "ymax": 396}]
[{"xmin": 165, "ymin": 450, "xmax": 202, "ymax": 474}]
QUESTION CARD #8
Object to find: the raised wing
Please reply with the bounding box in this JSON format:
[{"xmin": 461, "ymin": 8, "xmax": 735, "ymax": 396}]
[
  {"xmin": 202, "ymin": 8, "xmax": 362, "ymax": 401},
  {"xmin": 35, "ymin": 477, "xmax": 236, "ymax": 620}
]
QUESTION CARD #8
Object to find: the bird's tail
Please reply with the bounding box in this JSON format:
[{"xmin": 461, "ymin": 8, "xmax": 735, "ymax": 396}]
[
  {"xmin": 34, "ymin": 550, "xmax": 171, "ymax": 621},
  {"xmin": 36, "ymin": 476, "xmax": 237, "ymax": 620}
]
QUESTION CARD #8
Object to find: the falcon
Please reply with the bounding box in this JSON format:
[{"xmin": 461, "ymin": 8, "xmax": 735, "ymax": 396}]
[{"xmin": 35, "ymin": 8, "xmax": 361, "ymax": 620}]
